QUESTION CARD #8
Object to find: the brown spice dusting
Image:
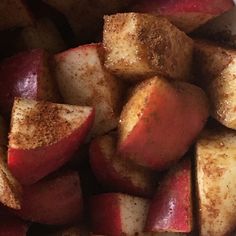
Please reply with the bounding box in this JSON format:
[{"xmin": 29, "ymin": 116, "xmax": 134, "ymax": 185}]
[{"xmin": 12, "ymin": 101, "xmax": 73, "ymax": 149}]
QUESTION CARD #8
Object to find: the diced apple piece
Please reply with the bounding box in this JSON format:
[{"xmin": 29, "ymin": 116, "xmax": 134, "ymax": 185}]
[
  {"xmin": 103, "ymin": 13, "xmax": 193, "ymax": 81},
  {"xmin": 145, "ymin": 158, "xmax": 192, "ymax": 233},
  {"xmin": 0, "ymin": 149, "xmax": 22, "ymax": 210},
  {"xmin": 118, "ymin": 76, "xmax": 209, "ymax": 170},
  {"xmin": 90, "ymin": 193, "xmax": 150, "ymax": 235},
  {"xmin": 0, "ymin": 0, "xmax": 33, "ymax": 31},
  {"xmin": 0, "ymin": 212, "xmax": 28, "ymax": 236},
  {"xmin": 16, "ymin": 18, "xmax": 66, "ymax": 54},
  {"xmin": 89, "ymin": 134, "xmax": 155, "ymax": 197},
  {"xmin": 196, "ymin": 128, "xmax": 236, "ymax": 236},
  {"xmin": 132, "ymin": 0, "xmax": 234, "ymax": 33},
  {"xmin": 194, "ymin": 40, "xmax": 236, "ymax": 129},
  {"xmin": 0, "ymin": 49, "xmax": 60, "ymax": 117},
  {"xmin": 16, "ymin": 170, "xmax": 83, "ymax": 225},
  {"xmin": 8, "ymin": 98, "xmax": 94, "ymax": 185},
  {"xmin": 54, "ymin": 43, "xmax": 123, "ymax": 137}
]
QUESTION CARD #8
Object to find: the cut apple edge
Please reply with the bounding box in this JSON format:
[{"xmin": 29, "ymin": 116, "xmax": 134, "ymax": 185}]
[
  {"xmin": 119, "ymin": 79, "xmax": 154, "ymax": 144},
  {"xmin": 119, "ymin": 77, "xmax": 167, "ymax": 145}
]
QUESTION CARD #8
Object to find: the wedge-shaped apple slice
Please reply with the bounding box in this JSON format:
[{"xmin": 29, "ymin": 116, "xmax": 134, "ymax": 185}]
[
  {"xmin": 16, "ymin": 18, "xmax": 66, "ymax": 54},
  {"xmin": 0, "ymin": 0, "xmax": 33, "ymax": 31},
  {"xmin": 16, "ymin": 170, "xmax": 83, "ymax": 225},
  {"xmin": 54, "ymin": 43, "xmax": 123, "ymax": 137},
  {"xmin": 8, "ymin": 98, "xmax": 94, "ymax": 185},
  {"xmin": 0, "ymin": 49, "xmax": 60, "ymax": 117},
  {"xmin": 132, "ymin": 0, "xmax": 234, "ymax": 33},
  {"xmin": 145, "ymin": 158, "xmax": 192, "ymax": 233},
  {"xmin": 118, "ymin": 76, "xmax": 209, "ymax": 170},
  {"xmin": 196, "ymin": 128, "xmax": 236, "ymax": 236},
  {"xmin": 103, "ymin": 13, "xmax": 193, "ymax": 81},
  {"xmin": 0, "ymin": 211, "xmax": 28, "ymax": 236},
  {"xmin": 194, "ymin": 40, "xmax": 236, "ymax": 130},
  {"xmin": 90, "ymin": 193, "xmax": 150, "ymax": 235},
  {"xmin": 90, "ymin": 134, "xmax": 156, "ymax": 197}
]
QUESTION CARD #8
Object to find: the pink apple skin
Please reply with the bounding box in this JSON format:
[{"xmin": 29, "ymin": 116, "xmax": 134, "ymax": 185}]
[
  {"xmin": 118, "ymin": 77, "xmax": 209, "ymax": 170},
  {"xmin": 15, "ymin": 171, "xmax": 83, "ymax": 225},
  {"xmin": 90, "ymin": 134, "xmax": 155, "ymax": 197},
  {"xmin": 90, "ymin": 194, "xmax": 121, "ymax": 236},
  {"xmin": 145, "ymin": 158, "xmax": 192, "ymax": 233},
  {"xmin": 8, "ymin": 111, "xmax": 94, "ymax": 185},
  {"xmin": 0, "ymin": 49, "xmax": 60, "ymax": 117},
  {"xmin": 133, "ymin": 0, "xmax": 234, "ymax": 32},
  {"xmin": 0, "ymin": 211, "xmax": 28, "ymax": 236}
]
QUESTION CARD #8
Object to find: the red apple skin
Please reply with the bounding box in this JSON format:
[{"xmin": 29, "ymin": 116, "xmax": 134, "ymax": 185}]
[
  {"xmin": 0, "ymin": 211, "xmax": 28, "ymax": 236},
  {"xmin": 90, "ymin": 194, "xmax": 121, "ymax": 236},
  {"xmin": 118, "ymin": 77, "xmax": 209, "ymax": 170},
  {"xmin": 90, "ymin": 193, "xmax": 150, "ymax": 236},
  {"xmin": 15, "ymin": 171, "xmax": 83, "ymax": 225},
  {"xmin": 0, "ymin": 49, "xmax": 60, "ymax": 117},
  {"xmin": 145, "ymin": 158, "xmax": 192, "ymax": 233},
  {"xmin": 8, "ymin": 108, "xmax": 94, "ymax": 185},
  {"xmin": 90, "ymin": 134, "xmax": 155, "ymax": 197},
  {"xmin": 133, "ymin": 0, "xmax": 234, "ymax": 32}
]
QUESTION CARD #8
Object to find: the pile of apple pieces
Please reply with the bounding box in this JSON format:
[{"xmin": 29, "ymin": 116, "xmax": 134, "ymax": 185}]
[{"xmin": 0, "ymin": 1, "xmax": 236, "ymax": 236}]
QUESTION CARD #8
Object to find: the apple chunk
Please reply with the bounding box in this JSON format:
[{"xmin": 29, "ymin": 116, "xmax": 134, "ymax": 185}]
[
  {"xmin": 145, "ymin": 158, "xmax": 192, "ymax": 233},
  {"xmin": 16, "ymin": 170, "xmax": 83, "ymax": 225},
  {"xmin": 90, "ymin": 193, "xmax": 150, "ymax": 235},
  {"xmin": 0, "ymin": 49, "xmax": 60, "ymax": 117},
  {"xmin": 103, "ymin": 13, "xmax": 193, "ymax": 81},
  {"xmin": 54, "ymin": 43, "xmax": 123, "ymax": 137},
  {"xmin": 0, "ymin": 0, "xmax": 33, "ymax": 31},
  {"xmin": 194, "ymin": 40, "xmax": 236, "ymax": 130},
  {"xmin": 8, "ymin": 98, "xmax": 94, "ymax": 185},
  {"xmin": 196, "ymin": 128, "xmax": 236, "ymax": 236},
  {"xmin": 132, "ymin": 0, "xmax": 234, "ymax": 33},
  {"xmin": 118, "ymin": 76, "xmax": 209, "ymax": 170},
  {"xmin": 89, "ymin": 134, "xmax": 155, "ymax": 197}
]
